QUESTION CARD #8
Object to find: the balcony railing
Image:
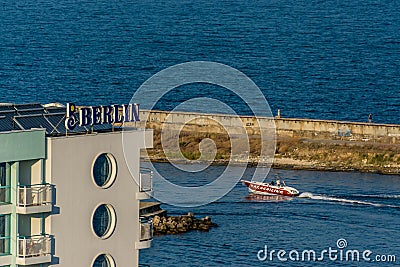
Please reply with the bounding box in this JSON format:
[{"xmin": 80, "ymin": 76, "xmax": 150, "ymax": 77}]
[
  {"xmin": 17, "ymin": 235, "xmax": 52, "ymax": 258},
  {"xmin": 140, "ymin": 217, "xmax": 153, "ymax": 242},
  {"xmin": 139, "ymin": 168, "xmax": 153, "ymax": 193},
  {"xmin": 0, "ymin": 186, "xmax": 11, "ymax": 204},
  {"xmin": 17, "ymin": 184, "xmax": 52, "ymax": 207}
]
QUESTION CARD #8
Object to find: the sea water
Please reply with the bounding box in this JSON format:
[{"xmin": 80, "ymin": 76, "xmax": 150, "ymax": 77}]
[
  {"xmin": 0, "ymin": 0, "xmax": 399, "ymax": 123},
  {"xmin": 141, "ymin": 162, "xmax": 400, "ymax": 266},
  {"xmin": 1, "ymin": 1, "xmax": 400, "ymax": 265}
]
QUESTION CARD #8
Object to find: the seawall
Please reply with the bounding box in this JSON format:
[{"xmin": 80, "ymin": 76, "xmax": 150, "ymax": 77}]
[
  {"xmin": 135, "ymin": 110, "xmax": 400, "ymax": 143},
  {"xmin": 129, "ymin": 110, "xmax": 400, "ymax": 174}
]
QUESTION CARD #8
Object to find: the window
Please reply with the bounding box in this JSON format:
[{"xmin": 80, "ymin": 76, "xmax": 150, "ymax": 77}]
[
  {"xmin": 92, "ymin": 204, "xmax": 116, "ymax": 239},
  {"xmin": 92, "ymin": 154, "xmax": 117, "ymax": 188},
  {"xmin": 0, "ymin": 163, "xmax": 5, "ymax": 186},
  {"xmin": 0, "ymin": 163, "xmax": 9, "ymax": 204},
  {"xmin": 0, "ymin": 215, "xmax": 10, "ymax": 255},
  {"xmin": 92, "ymin": 254, "xmax": 115, "ymax": 267}
]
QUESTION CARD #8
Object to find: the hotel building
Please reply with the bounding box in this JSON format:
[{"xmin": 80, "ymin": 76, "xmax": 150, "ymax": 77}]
[{"xmin": 0, "ymin": 103, "xmax": 153, "ymax": 267}]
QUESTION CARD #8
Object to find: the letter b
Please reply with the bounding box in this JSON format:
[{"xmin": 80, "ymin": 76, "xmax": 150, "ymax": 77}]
[{"xmin": 79, "ymin": 107, "xmax": 92, "ymax": 126}]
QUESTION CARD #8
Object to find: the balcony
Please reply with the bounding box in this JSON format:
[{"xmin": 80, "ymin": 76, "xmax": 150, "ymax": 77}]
[
  {"xmin": 135, "ymin": 217, "xmax": 152, "ymax": 250},
  {"xmin": 16, "ymin": 235, "xmax": 52, "ymax": 265},
  {"xmin": 136, "ymin": 168, "xmax": 153, "ymax": 200},
  {"xmin": 0, "ymin": 186, "xmax": 12, "ymax": 214},
  {"xmin": 0, "ymin": 186, "xmax": 10, "ymax": 205},
  {"xmin": 17, "ymin": 184, "xmax": 53, "ymax": 214},
  {"xmin": 0, "ymin": 235, "xmax": 11, "ymax": 266},
  {"xmin": 0, "ymin": 236, "xmax": 10, "ymax": 255}
]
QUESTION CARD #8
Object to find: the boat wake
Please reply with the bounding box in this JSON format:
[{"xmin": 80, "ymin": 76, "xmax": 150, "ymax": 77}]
[
  {"xmin": 353, "ymin": 194, "xmax": 400, "ymax": 200},
  {"xmin": 298, "ymin": 192, "xmax": 400, "ymax": 208}
]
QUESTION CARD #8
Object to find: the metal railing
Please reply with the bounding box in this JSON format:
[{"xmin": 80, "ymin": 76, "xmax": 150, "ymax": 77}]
[
  {"xmin": 17, "ymin": 234, "xmax": 52, "ymax": 258},
  {"xmin": 139, "ymin": 217, "xmax": 153, "ymax": 242},
  {"xmin": 0, "ymin": 185, "xmax": 11, "ymax": 204},
  {"xmin": 0, "ymin": 236, "xmax": 10, "ymax": 255},
  {"xmin": 17, "ymin": 184, "xmax": 53, "ymax": 207},
  {"xmin": 139, "ymin": 168, "xmax": 153, "ymax": 193}
]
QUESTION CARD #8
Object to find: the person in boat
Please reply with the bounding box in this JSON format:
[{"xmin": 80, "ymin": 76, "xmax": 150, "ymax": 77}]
[
  {"xmin": 276, "ymin": 180, "xmax": 281, "ymax": 187},
  {"xmin": 270, "ymin": 180, "xmax": 275, "ymax": 186}
]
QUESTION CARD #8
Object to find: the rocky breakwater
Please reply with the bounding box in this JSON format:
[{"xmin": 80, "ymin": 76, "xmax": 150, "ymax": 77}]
[{"xmin": 152, "ymin": 213, "xmax": 218, "ymax": 235}]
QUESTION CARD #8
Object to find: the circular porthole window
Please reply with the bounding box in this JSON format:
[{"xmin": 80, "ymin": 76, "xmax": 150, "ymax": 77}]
[
  {"xmin": 92, "ymin": 153, "xmax": 117, "ymax": 188},
  {"xmin": 92, "ymin": 253, "xmax": 115, "ymax": 267},
  {"xmin": 92, "ymin": 204, "xmax": 117, "ymax": 239}
]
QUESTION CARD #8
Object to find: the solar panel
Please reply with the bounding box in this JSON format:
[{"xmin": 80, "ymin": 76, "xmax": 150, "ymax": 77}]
[
  {"xmin": 45, "ymin": 114, "xmax": 66, "ymax": 134},
  {"xmin": 0, "ymin": 103, "xmax": 120, "ymax": 135},
  {"xmin": 70, "ymin": 124, "xmax": 90, "ymax": 133},
  {"xmin": 18, "ymin": 109, "xmax": 46, "ymax": 116},
  {"xmin": 92, "ymin": 123, "xmax": 113, "ymax": 131},
  {"xmin": 45, "ymin": 107, "xmax": 66, "ymax": 114},
  {"xmin": 44, "ymin": 108, "xmax": 90, "ymax": 134},
  {"xmin": 0, "ymin": 112, "xmax": 20, "ymax": 131},
  {"xmin": 0, "ymin": 105, "xmax": 14, "ymax": 113},
  {"xmin": 13, "ymin": 115, "xmax": 56, "ymax": 134},
  {"xmin": 0, "ymin": 110, "xmax": 16, "ymax": 116},
  {"xmin": 14, "ymin": 103, "xmax": 43, "ymax": 110},
  {"xmin": 0, "ymin": 116, "xmax": 15, "ymax": 131}
]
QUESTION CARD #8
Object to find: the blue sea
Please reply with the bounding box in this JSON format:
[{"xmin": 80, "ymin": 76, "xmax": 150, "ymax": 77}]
[
  {"xmin": 1, "ymin": 1, "xmax": 400, "ymax": 266},
  {"xmin": 0, "ymin": 0, "xmax": 399, "ymax": 123},
  {"xmin": 142, "ymin": 163, "xmax": 400, "ymax": 267}
]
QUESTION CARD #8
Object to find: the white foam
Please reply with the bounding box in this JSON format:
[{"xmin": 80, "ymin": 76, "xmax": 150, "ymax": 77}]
[
  {"xmin": 299, "ymin": 192, "xmax": 313, "ymax": 198},
  {"xmin": 298, "ymin": 192, "xmax": 400, "ymax": 208},
  {"xmin": 355, "ymin": 194, "xmax": 400, "ymax": 199}
]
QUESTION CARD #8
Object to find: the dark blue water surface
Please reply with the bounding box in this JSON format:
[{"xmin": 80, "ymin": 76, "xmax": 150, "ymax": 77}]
[
  {"xmin": 1, "ymin": 0, "xmax": 399, "ymax": 123},
  {"xmin": 141, "ymin": 163, "xmax": 400, "ymax": 266}
]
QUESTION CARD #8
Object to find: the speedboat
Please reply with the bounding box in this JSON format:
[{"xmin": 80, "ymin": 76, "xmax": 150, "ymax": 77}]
[{"xmin": 241, "ymin": 179, "xmax": 299, "ymax": 197}]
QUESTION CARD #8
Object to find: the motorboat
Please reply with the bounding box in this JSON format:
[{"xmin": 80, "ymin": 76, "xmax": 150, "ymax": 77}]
[{"xmin": 241, "ymin": 179, "xmax": 299, "ymax": 197}]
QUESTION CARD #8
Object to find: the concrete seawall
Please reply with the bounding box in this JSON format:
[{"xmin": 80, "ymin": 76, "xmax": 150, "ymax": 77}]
[
  {"xmin": 129, "ymin": 109, "xmax": 400, "ymax": 174},
  {"xmin": 134, "ymin": 110, "xmax": 400, "ymax": 143}
]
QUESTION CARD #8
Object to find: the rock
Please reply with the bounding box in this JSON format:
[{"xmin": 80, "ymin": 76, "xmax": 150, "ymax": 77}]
[
  {"xmin": 198, "ymin": 224, "xmax": 210, "ymax": 231},
  {"xmin": 166, "ymin": 221, "xmax": 177, "ymax": 230},
  {"xmin": 153, "ymin": 216, "xmax": 160, "ymax": 225},
  {"xmin": 177, "ymin": 222, "xmax": 188, "ymax": 233},
  {"xmin": 152, "ymin": 214, "xmax": 217, "ymax": 235},
  {"xmin": 159, "ymin": 224, "xmax": 167, "ymax": 233}
]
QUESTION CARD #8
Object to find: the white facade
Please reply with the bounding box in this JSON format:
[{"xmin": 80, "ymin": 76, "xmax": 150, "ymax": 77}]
[
  {"xmin": 45, "ymin": 129, "xmax": 153, "ymax": 267},
  {"xmin": 0, "ymin": 103, "xmax": 153, "ymax": 266}
]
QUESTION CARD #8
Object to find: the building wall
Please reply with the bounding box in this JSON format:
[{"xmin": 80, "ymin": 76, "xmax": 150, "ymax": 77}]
[
  {"xmin": 45, "ymin": 130, "xmax": 152, "ymax": 267},
  {"xmin": 0, "ymin": 130, "xmax": 45, "ymax": 163}
]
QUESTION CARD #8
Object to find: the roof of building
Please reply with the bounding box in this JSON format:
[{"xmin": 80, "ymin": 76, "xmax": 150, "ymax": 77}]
[{"xmin": 0, "ymin": 103, "xmax": 115, "ymax": 136}]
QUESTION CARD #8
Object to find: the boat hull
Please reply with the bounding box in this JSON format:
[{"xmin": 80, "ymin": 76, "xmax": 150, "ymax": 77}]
[{"xmin": 241, "ymin": 180, "xmax": 299, "ymax": 197}]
